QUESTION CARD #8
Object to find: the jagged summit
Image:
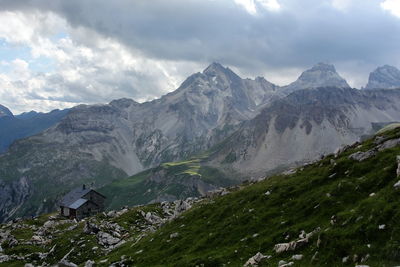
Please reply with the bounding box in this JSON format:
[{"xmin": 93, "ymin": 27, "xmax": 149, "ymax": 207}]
[
  {"xmin": 365, "ymin": 65, "xmax": 400, "ymax": 89},
  {"xmin": 309, "ymin": 62, "xmax": 337, "ymax": 72},
  {"xmin": 203, "ymin": 62, "xmax": 226, "ymax": 74},
  {"xmin": 0, "ymin": 104, "xmax": 13, "ymax": 118},
  {"xmin": 109, "ymin": 98, "xmax": 139, "ymax": 108},
  {"xmin": 202, "ymin": 62, "xmax": 241, "ymax": 80},
  {"xmin": 283, "ymin": 62, "xmax": 350, "ymax": 93}
]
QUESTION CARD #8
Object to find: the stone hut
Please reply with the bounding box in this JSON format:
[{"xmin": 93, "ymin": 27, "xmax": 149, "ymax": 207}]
[{"xmin": 59, "ymin": 185, "xmax": 106, "ymax": 220}]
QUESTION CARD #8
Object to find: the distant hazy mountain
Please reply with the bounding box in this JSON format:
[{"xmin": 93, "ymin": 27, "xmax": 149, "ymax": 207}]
[
  {"xmin": 0, "ymin": 106, "xmax": 69, "ymax": 153},
  {"xmin": 365, "ymin": 65, "xmax": 400, "ymax": 89},
  {"xmin": 283, "ymin": 63, "xmax": 350, "ymax": 93},
  {"xmin": 0, "ymin": 104, "xmax": 13, "ymax": 118}
]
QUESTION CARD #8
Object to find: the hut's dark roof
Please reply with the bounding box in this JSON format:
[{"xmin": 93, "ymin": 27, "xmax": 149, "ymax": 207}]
[
  {"xmin": 60, "ymin": 187, "xmax": 91, "ymax": 207},
  {"xmin": 68, "ymin": 198, "xmax": 89, "ymax": 209}
]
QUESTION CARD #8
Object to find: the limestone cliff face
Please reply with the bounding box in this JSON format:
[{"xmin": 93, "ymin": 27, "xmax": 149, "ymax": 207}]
[{"xmin": 209, "ymin": 87, "xmax": 400, "ymax": 177}]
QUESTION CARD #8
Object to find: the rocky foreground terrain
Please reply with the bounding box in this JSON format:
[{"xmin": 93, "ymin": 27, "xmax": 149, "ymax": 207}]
[{"xmin": 1, "ymin": 125, "xmax": 400, "ymax": 266}]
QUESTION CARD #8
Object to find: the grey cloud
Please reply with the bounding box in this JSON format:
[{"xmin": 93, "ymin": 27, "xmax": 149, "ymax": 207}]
[{"xmin": 1, "ymin": 0, "xmax": 400, "ymax": 88}]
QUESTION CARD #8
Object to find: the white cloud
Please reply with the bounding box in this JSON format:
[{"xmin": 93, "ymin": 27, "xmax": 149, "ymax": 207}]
[
  {"xmin": 234, "ymin": 0, "xmax": 257, "ymax": 15},
  {"xmin": 258, "ymin": 0, "xmax": 281, "ymax": 12},
  {"xmin": 381, "ymin": 0, "xmax": 400, "ymax": 18},
  {"xmin": 332, "ymin": 0, "xmax": 352, "ymax": 11},
  {"xmin": 0, "ymin": 10, "xmax": 202, "ymax": 113},
  {"xmin": 234, "ymin": 0, "xmax": 280, "ymax": 15},
  {"xmin": 0, "ymin": 0, "xmax": 399, "ymax": 114}
]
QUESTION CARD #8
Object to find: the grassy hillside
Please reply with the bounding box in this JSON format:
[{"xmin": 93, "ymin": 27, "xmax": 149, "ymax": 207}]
[
  {"xmin": 1, "ymin": 127, "xmax": 400, "ymax": 266},
  {"xmin": 100, "ymin": 157, "xmax": 238, "ymax": 210}
]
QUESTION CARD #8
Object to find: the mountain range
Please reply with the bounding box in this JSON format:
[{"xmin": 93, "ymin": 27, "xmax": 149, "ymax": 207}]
[
  {"xmin": 1, "ymin": 62, "xmax": 400, "ymax": 222},
  {"xmin": 0, "ymin": 107, "xmax": 69, "ymax": 153}
]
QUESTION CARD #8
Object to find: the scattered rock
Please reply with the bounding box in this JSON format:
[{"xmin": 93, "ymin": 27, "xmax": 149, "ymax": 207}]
[
  {"xmin": 369, "ymin": 193, "xmax": 376, "ymax": 197},
  {"xmin": 97, "ymin": 231, "xmax": 121, "ymax": 247},
  {"xmin": 174, "ymin": 200, "xmax": 192, "ymax": 216},
  {"xmin": 278, "ymin": 260, "xmax": 294, "ymax": 267},
  {"xmin": 244, "ymin": 252, "xmax": 270, "ymax": 266},
  {"xmin": 378, "ymin": 224, "xmax": 386, "ymax": 230},
  {"xmin": 31, "ymin": 235, "xmax": 45, "ymax": 244},
  {"xmin": 361, "ymin": 254, "xmax": 370, "ymax": 262},
  {"xmin": 264, "ymin": 191, "xmax": 271, "ymax": 196},
  {"xmin": 0, "ymin": 255, "xmax": 10, "ymax": 263},
  {"xmin": 394, "ymin": 180, "xmax": 400, "ymax": 189},
  {"xmin": 311, "ymin": 251, "xmax": 319, "ymax": 262},
  {"xmin": 291, "ymin": 254, "xmax": 303, "ymax": 260},
  {"xmin": 170, "ymin": 232, "xmax": 179, "ymax": 239},
  {"xmin": 378, "ymin": 138, "xmax": 400, "ymax": 151},
  {"xmin": 397, "ymin": 155, "xmax": 400, "ymax": 177},
  {"xmin": 349, "ymin": 150, "xmax": 376, "ymax": 162},
  {"xmin": 330, "ymin": 215, "xmax": 337, "ymax": 225},
  {"xmin": 58, "ymin": 259, "xmax": 78, "ymax": 267},
  {"xmin": 282, "ymin": 169, "xmax": 296, "ymax": 176},
  {"xmin": 43, "ymin": 220, "xmax": 57, "ymax": 229},
  {"xmin": 374, "ymin": 136, "xmax": 386, "ymax": 145},
  {"xmin": 84, "ymin": 260, "xmax": 95, "ymax": 267},
  {"xmin": 83, "ymin": 222, "xmax": 100, "ymax": 234},
  {"xmin": 342, "ymin": 256, "xmax": 349, "ymax": 263},
  {"xmin": 142, "ymin": 211, "xmax": 164, "ymax": 225},
  {"xmin": 274, "ymin": 228, "xmax": 320, "ymax": 253},
  {"xmin": 206, "ymin": 188, "xmax": 230, "ymax": 198},
  {"xmin": 106, "ymin": 210, "xmax": 118, "ymax": 218}
]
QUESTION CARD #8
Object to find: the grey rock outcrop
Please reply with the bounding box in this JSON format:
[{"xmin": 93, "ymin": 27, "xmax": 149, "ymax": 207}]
[
  {"xmin": 365, "ymin": 65, "xmax": 400, "ymax": 89},
  {"xmin": 348, "ymin": 150, "xmax": 376, "ymax": 162},
  {"xmin": 244, "ymin": 252, "xmax": 270, "ymax": 266},
  {"xmin": 377, "ymin": 138, "xmax": 400, "ymax": 151},
  {"xmin": 274, "ymin": 228, "xmax": 320, "ymax": 253},
  {"xmin": 97, "ymin": 231, "xmax": 121, "ymax": 247}
]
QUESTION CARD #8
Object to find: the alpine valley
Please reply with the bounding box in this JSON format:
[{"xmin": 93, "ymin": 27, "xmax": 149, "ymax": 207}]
[{"xmin": 1, "ymin": 62, "xmax": 400, "ymax": 225}]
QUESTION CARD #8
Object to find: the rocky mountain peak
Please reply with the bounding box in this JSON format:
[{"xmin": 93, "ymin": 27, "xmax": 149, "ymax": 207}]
[
  {"xmin": 309, "ymin": 62, "xmax": 337, "ymax": 72},
  {"xmin": 109, "ymin": 98, "xmax": 139, "ymax": 109},
  {"xmin": 283, "ymin": 62, "xmax": 350, "ymax": 93},
  {"xmin": 203, "ymin": 62, "xmax": 241, "ymax": 80},
  {"xmin": 0, "ymin": 104, "xmax": 13, "ymax": 118},
  {"xmin": 203, "ymin": 62, "xmax": 227, "ymax": 75},
  {"xmin": 365, "ymin": 65, "xmax": 400, "ymax": 89}
]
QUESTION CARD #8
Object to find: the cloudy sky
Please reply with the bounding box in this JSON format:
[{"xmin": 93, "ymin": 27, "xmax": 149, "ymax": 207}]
[{"xmin": 0, "ymin": 0, "xmax": 399, "ymax": 114}]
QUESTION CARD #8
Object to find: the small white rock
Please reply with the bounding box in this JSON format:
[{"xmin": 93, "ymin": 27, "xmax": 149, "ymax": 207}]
[
  {"xmin": 291, "ymin": 254, "xmax": 303, "ymax": 260},
  {"xmin": 378, "ymin": 224, "xmax": 386, "ymax": 230}
]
